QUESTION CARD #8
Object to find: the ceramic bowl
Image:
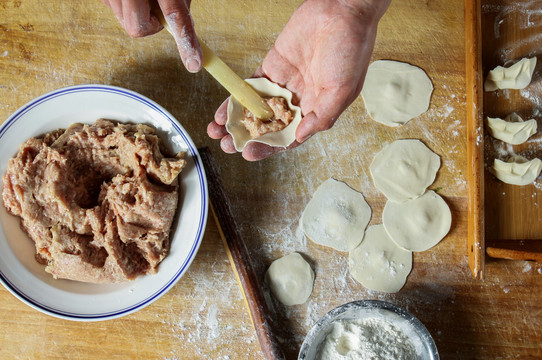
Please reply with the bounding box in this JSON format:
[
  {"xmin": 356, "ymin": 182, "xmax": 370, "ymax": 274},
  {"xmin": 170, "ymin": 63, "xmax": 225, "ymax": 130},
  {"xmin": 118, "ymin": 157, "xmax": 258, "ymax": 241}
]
[
  {"xmin": 298, "ymin": 300, "xmax": 439, "ymax": 360},
  {"xmin": 0, "ymin": 85, "xmax": 208, "ymax": 321}
]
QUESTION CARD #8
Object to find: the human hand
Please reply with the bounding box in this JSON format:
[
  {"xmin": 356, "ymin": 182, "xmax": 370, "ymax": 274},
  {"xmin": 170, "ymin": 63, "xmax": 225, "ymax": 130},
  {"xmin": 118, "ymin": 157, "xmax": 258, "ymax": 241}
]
[
  {"xmin": 101, "ymin": 0, "xmax": 202, "ymax": 72},
  {"xmin": 207, "ymin": 0, "xmax": 390, "ymax": 161}
]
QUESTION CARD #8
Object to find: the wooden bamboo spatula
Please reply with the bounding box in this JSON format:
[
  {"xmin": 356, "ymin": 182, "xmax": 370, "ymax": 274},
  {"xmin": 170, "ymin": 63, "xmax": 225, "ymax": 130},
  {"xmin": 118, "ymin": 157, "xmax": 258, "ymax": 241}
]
[{"xmin": 149, "ymin": 1, "xmax": 273, "ymax": 120}]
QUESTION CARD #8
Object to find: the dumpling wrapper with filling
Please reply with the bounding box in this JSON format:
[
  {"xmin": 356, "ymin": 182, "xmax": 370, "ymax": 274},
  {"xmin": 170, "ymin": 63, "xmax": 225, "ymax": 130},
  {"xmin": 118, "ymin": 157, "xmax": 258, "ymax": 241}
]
[
  {"xmin": 348, "ymin": 225, "xmax": 412, "ymax": 293},
  {"xmin": 361, "ymin": 60, "xmax": 433, "ymax": 127},
  {"xmin": 226, "ymin": 78, "xmax": 302, "ymax": 151},
  {"xmin": 484, "ymin": 57, "xmax": 537, "ymax": 91},
  {"xmin": 264, "ymin": 252, "xmax": 314, "ymax": 306},
  {"xmin": 486, "ymin": 112, "xmax": 537, "ymax": 145},
  {"xmin": 301, "ymin": 178, "xmax": 371, "ymax": 252},
  {"xmin": 491, "ymin": 155, "xmax": 542, "ymax": 185},
  {"xmin": 370, "ymin": 139, "xmax": 441, "ymax": 203},
  {"xmin": 382, "ymin": 190, "xmax": 452, "ymax": 252}
]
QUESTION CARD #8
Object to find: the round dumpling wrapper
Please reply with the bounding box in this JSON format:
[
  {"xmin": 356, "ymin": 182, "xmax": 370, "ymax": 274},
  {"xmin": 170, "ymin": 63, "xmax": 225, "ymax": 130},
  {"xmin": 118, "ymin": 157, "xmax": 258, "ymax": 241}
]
[
  {"xmin": 348, "ymin": 225, "xmax": 412, "ymax": 293},
  {"xmin": 301, "ymin": 178, "xmax": 371, "ymax": 252},
  {"xmin": 361, "ymin": 60, "xmax": 433, "ymax": 127},
  {"xmin": 265, "ymin": 252, "xmax": 314, "ymax": 306},
  {"xmin": 383, "ymin": 190, "xmax": 452, "ymax": 252},
  {"xmin": 370, "ymin": 139, "xmax": 440, "ymax": 203}
]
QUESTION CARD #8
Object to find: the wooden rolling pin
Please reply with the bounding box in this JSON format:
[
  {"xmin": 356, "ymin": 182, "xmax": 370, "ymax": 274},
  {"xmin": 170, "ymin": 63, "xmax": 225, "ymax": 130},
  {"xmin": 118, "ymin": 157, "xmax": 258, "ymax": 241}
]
[
  {"xmin": 199, "ymin": 148, "xmax": 285, "ymax": 360},
  {"xmin": 149, "ymin": 1, "xmax": 273, "ymax": 120},
  {"xmin": 486, "ymin": 240, "xmax": 542, "ymax": 262}
]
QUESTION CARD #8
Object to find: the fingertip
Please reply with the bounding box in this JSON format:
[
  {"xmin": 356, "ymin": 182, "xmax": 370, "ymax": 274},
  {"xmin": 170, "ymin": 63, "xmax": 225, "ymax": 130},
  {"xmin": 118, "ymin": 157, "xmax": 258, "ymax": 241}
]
[
  {"xmin": 185, "ymin": 56, "xmax": 202, "ymax": 73},
  {"xmin": 214, "ymin": 99, "xmax": 229, "ymax": 126},
  {"xmin": 163, "ymin": 9, "xmax": 202, "ymax": 73},
  {"xmin": 295, "ymin": 112, "xmax": 318, "ymax": 143},
  {"xmin": 207, "ymin": 121, "xmax": 228, "ymax": 139},
  {"xmin": 185, "ymin": 42, "xmax": 203, "ymax": 73},
  {"xmin": 242, "ymin": 142, "xmax": 283, "ymax": 161},
  {"xmin": 220, "ymin": 136, "xmax": 237, "ymax": 154}
]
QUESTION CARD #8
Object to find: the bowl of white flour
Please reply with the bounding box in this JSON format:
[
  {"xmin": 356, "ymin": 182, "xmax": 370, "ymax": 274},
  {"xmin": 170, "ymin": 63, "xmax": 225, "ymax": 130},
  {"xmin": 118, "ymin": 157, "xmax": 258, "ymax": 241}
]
[{"xmin": 298, "ymin": 300, "xmax": 439, "ymax": 360}]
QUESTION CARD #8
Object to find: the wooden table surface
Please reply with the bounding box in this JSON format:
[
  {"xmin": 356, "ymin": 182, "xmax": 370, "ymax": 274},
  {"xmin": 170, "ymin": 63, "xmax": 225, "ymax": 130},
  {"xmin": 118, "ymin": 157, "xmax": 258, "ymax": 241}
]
[{"xmin": 1, "ymin": 0, "xmax": 541, "ymax": 359}]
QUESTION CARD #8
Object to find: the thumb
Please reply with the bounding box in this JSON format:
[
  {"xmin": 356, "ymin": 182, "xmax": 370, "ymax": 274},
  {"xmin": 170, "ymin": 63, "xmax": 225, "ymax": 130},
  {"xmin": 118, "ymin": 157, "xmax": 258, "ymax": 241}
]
[
  {"xmin": 295, "ymin": 88, "xmax": 355, "ymax": 143},
  {"xmin": 295, "ymin": 110, "xmax": 338, "ymax": 144}
]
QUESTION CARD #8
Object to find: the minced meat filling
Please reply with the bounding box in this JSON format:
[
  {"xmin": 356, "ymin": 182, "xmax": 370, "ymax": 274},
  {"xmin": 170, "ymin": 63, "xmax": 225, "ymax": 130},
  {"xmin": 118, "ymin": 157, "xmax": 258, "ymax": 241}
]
[
  {"xmin": 2, "ymin": 119, "xmax": 185, "ymax": 283},
  {"xmin": 241, "ymin": 96, "xmax": 294, "ymax": 138}
]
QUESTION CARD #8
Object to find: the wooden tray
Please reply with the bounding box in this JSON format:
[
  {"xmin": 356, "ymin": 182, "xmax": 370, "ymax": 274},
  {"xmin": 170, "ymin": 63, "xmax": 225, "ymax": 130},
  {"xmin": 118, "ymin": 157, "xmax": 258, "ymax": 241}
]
[{"xmin": 466, "ymin": 0, "xmax": 542, "ymax": 279}]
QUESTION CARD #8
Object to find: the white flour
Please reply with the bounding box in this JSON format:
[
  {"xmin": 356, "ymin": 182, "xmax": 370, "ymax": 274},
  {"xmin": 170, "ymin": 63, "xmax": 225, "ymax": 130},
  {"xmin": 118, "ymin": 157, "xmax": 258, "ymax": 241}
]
[{"xmin": 315, "ymin": 317, "xmax": 418, "ymax": 360}]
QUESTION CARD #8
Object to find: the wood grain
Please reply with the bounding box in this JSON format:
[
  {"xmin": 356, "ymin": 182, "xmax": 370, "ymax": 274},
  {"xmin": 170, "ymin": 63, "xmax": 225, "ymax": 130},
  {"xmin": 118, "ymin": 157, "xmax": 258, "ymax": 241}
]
[
  {"xmin": 200, "ymin": 147, "xmax": 285, "ymax": 360},
  {"xmin": 481, "ymin": 0, "xmax": 542, "ymax": 258},
  {"xmin": 465, "ymin": 0, "xmax": 486, "ymax": 279},
  {"xmin": 487, "ymin": 239, "xmax": 542, "ymax": 262},
  {"xmin": 0, "ymin": 0, "xmax": 542, "ymax": 359}
]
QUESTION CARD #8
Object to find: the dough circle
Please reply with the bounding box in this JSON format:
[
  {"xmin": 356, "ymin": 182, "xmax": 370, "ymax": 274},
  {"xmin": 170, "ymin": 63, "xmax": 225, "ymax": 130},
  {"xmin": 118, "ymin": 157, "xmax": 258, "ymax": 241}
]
[
  {"xmin": 382, "ymin": 190, "xmax": 452, "ymax": 252},
  {"xmin": 264, "ymin": 252, "xmax": 314, "ymax": 306},
  {"xmin": 361, "ymin": 60, "xmax": 433, "ymax": 127},
  {"xmin": 370, "ymin": 139, "xmax": 441, "ymax": 203},
  {"xmin": 301, "ymin": 178, "xmax": 372, "ymax": 252},
  {"xmin": 348, "ymin": 225, "xmax": 412, "ymax": 293},
  {"xmin": 226, "ymin": 78, "xmax": 302, "ymax": 151}
]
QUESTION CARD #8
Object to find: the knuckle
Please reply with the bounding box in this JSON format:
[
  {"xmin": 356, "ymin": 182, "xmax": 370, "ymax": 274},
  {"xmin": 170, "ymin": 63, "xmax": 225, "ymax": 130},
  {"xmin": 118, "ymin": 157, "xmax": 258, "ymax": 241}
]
[
  {"xmin": 126, "ymin": 28, "xmax": 146, "ymax": 38},
  {"xmin": 161, "ymin": 8, "xmax": 187, "ymax": 21},
  {"xmin": 125, "ymin": 24, "xmax": 148, "ymax": 38},
  {"xmin": 126, "ymin": 21, "xmax": 160, "ymax": 38},
  {"xmin": 318, "ymin": 120, "xmax": 334, "ymax": 132}
]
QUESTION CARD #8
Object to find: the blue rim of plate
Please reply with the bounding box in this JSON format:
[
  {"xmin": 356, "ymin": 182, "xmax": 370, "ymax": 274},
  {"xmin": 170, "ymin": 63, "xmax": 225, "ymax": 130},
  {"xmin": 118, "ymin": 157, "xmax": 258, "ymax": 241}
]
[{"xmin": 0, "ymin": 84, "xmax": 208, "ymax": 321}]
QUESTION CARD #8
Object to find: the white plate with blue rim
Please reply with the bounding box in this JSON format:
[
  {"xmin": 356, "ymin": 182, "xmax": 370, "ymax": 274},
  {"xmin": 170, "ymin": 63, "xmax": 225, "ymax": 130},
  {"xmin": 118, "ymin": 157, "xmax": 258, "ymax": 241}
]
[{"xmin": 0, "ymin": 84, "xmax": 208, "ymax": 321}]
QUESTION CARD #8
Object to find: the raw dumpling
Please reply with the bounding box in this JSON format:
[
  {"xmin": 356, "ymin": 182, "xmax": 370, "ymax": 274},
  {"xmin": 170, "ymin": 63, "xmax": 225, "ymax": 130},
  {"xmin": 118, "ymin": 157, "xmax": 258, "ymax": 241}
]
[
  {"xmin": 486, "ymin": 113, "xmax": 537, "ymax": 145},
  {"xmin": 348, "ymin": 225, "xmax": 412, "ymax": 293},
  {"xmin": 265, "ymin": 252, "xmax": 314, "ymax": 306},
  {"xmin": 484, "ymin": 57, "xmax": 537, "ymax": 91},
  {"xmin": 370, "ymin": 139, "xmax": 441, "ymax": 203},
  {"xmin": 382, "ymin": 190, "xmax": 452, "ymax": 252},
  {"xmin": 491, "ymin": 155, "xmax": 542, "ymax": 185},
  {"xmin": 301, "ymin": 178, "xmax": 371, "ymax": 252},
  {"xmin": 226, "ymin": 78, "xmax": 302, "ymax": 151},
  {"xmin": 361, "ymin": 60, "xmax": 433, "ymax": 127}
]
